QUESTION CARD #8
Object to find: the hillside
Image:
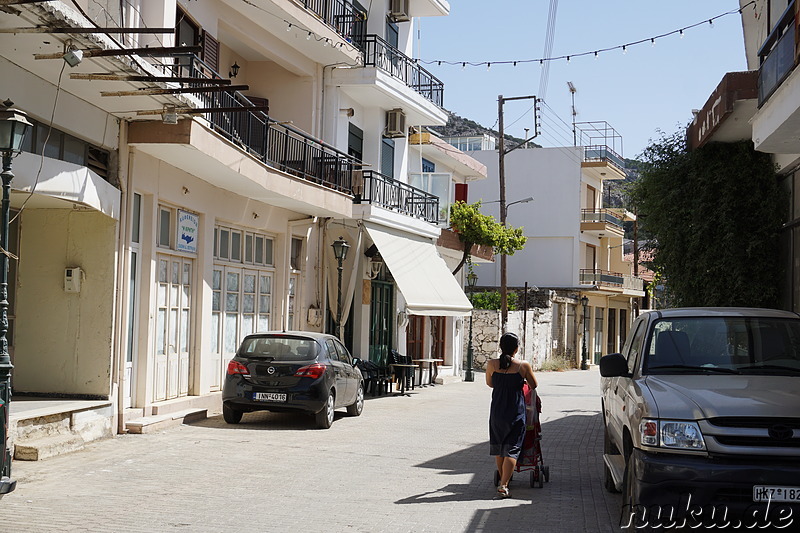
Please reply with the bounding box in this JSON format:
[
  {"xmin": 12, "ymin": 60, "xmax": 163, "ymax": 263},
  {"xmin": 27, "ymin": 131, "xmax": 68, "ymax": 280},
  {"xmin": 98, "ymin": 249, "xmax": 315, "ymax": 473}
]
[{"xmin": 429, "ymin": 110, "xmax": 539, "ymax": 149}]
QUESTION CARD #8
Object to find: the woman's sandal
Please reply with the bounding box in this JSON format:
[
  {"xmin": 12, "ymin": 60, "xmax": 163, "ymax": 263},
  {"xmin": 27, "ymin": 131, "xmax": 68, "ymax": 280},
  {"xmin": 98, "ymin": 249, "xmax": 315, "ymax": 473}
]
[{"xmin": 497, "ymin": 485, "xmax": 511, "ymax": 498}]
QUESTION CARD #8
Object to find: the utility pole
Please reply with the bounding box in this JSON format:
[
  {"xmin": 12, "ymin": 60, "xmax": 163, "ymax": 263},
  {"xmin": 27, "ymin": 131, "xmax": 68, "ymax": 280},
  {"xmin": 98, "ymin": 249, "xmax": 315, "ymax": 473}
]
[
  {"xmin": 497, "ymin": 94, "xmax": 538, "ymax": 330},
  {"xmin": 568, "ymin": 82, "xmax": 577, "ymax": 145}
]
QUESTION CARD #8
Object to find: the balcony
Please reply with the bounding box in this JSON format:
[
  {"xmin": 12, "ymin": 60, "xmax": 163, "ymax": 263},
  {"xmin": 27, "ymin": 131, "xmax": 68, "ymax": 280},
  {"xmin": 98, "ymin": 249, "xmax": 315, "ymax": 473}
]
[
  {"xmin": 576, "ymin": 122, "xmax": 626, "ymax": 180},
  {"xmin": 580, "ymin": 268, "xmax": 623, "ymax": 289},
  {"xmin": 354, "ymin": 170, "xmax": 440, "ymax": 224},
  {"xmin": 296, "ymin": 0, "xmax": 365, "ymax": 43},
  {"xmin": 356, "ymin": 35, "xmax": 444, "ymax": 108},
  {"xmin": 580, "ymin": 209, "xmax": 624, "ymax": 238},
  {"xmin": 758, "ymin": 1, "xmax": 796, "ymax": 106},
  {"xmin": 163, "ymin": 55, "xmax": 355, "ymax": 194},
  {"xmin": 623, "ymin": 275, "xmax": 645, "ymax": 295}
]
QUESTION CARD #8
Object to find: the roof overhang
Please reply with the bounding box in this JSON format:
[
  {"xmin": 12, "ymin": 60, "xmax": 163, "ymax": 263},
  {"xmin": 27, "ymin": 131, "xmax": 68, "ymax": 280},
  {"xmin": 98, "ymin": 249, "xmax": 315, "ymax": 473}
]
[{"xmin": 686, "ymin": 71, "xmax": 758, "ymax": 150}]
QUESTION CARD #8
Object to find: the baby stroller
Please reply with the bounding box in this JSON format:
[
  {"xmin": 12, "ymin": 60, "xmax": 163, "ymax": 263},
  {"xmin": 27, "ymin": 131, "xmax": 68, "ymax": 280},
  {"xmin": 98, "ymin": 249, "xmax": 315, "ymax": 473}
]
[{"xmin": 494, "ymin": 384, "xmax": 550, "ymax": 488}]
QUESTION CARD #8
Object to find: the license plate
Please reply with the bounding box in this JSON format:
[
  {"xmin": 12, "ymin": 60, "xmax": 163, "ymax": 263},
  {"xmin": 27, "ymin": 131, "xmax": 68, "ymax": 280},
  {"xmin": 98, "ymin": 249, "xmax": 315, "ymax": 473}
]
[
  {"xmin": 753, "ymin": 485, "xmax": 800, "ymax": 502},
  {"xmin": 253, "ymin": 392, "xmax": 287, "ymax": 402}
]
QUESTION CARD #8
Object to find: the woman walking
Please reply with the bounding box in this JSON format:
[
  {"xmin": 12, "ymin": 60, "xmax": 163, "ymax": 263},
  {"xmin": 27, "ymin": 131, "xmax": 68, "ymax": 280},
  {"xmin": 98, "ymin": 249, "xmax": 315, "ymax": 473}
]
[{"xmin": 486, "ymin": 332, "xmax": 538, "ymax": 498}]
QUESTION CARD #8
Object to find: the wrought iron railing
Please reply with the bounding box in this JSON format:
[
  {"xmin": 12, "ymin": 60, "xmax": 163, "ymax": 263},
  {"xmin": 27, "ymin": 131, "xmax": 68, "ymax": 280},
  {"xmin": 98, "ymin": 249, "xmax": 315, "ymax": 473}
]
[
  {"xmin": 583, "ymin": 145, "xmax": 625, "ymax": 173},
  {"xmin": 296, "ymin": 0, "xmax": 364, "ymax": 43},
  {"xmin": 580, "ymin": 268, "xmax": 623, "ymax": 288},
  {"xmin": 162, "ymin": 55, "xmax": 356, "ymax": 193},
  {"xmin": 581, "ymin": 208, "xmax": 623, "ymax": 229},
  {"xmin": 356, "ymin": 34, "xmax": 444, "ymax": 107},
  {"xmin": 758, "ymin": 0, "xmax": 797, "ymax": 106},
  {"xmin": 354, "ymin": 170, "xmax": 440, "ymax": 223}
]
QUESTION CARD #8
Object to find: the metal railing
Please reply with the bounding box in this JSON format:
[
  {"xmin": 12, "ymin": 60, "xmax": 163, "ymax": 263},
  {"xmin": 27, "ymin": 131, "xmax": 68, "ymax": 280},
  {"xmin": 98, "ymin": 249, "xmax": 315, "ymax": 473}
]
[
  {"xmin": 583, "ymin": 145, "xmax": 625, "ymax": 173},
  {"xmin": 354, "ymin": 170, "xmax": 440, "ymax": 223},
  {"xmin": 580, "ymin": 208, "xmax": 623, "ymax": 229},
  {"xmin": 296, "ymin": 0, "xmax": 364, "ymax": 43},
  {"xmin": 758, "ymin": 1, "xmax": 797, "ymax": 106},
  {"xmin": 623, "ymin": 275, "xmax": 644, "ymax": 292},
  {"xmin": 162, "ymin": 55, "xmax": 356, "ymax": 194},
  {"xmin": 356, "ymin": 34, "xmax": 444, "ymax": 107},
  {"xmin": 580, "ymin": 268, "xmax": 623, "ymax": 288}
]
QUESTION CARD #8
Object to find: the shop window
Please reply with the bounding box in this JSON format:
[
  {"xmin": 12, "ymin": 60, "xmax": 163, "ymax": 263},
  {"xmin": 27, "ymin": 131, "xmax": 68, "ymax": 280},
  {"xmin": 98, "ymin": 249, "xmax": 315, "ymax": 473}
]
[
  {"xmin": 290, "ymin": 238, "xmax": 303, "ymax": 270},
  {"xmin": 158, "ymin": 206, "xmax": 173, "ymax": 248}
]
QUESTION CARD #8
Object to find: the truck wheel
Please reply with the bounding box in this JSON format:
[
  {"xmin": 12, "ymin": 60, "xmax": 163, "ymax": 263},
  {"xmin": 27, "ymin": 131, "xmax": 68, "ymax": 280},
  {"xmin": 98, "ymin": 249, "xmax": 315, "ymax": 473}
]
[{"xmin": 622, "ymin": 452, "xmax": 651, "ymax": 531}]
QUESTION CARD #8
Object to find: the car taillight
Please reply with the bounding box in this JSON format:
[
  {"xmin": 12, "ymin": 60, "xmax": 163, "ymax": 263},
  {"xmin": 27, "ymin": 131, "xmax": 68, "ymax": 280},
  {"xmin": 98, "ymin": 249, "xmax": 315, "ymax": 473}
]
[
  {"xmin": 227, "ymin": 360, "xmax": 250, "ymax": 377},
  {"xmin": 295, "ymin": 363, "xmax": 326, "ymax": 379}
]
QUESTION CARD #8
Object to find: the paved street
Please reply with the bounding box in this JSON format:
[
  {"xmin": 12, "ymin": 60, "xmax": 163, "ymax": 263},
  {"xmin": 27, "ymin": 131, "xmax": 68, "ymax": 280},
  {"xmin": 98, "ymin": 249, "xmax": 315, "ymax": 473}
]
[{"xmin": 0, "ymin": 369, "xmax": 624, "ymax": 533}]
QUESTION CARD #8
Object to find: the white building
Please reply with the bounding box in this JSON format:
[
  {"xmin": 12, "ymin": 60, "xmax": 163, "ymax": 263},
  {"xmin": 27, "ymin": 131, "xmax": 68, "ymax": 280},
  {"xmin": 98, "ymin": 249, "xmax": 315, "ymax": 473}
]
[
  {"xmin": 0, "ymin": 0, "xmax": 482, "ymax": 460},
  {"xmin": 461, "ymin": 125, "xmax": 644, "ymax": 366}
]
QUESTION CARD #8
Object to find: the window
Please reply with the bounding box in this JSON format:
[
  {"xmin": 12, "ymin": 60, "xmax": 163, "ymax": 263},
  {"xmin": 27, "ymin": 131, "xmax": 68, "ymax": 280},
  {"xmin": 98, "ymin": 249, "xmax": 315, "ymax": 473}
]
[
  {"xmin": 290, "ymin": 238, "xmax": 303, "ymax": 270},
  {"xmin": 594, "ymin": 307, "xmax": 604, "ymax": 364},
  {"xmin": 381, "ymin": 138, "xmax": 395, "ymax": 178},
  {"xmin": 131, "ymin": 193, "xmax": 141, "ymax": 244},
  {"xmin": 215, "ymin": 224, "xmax": 274, "ymax": 266},
  {"xmin": 158, "ymin": 206, "xmax": 172, "ymax": 248},
  {"xmin": 19, "ymin": 119, "xmax": 111, "ymax": 181},
  {"xmin": 625, "ymin": 318, "xmax": 647, "ymax": 374},
  {"xmin": 348, "ymin": 123, "xmax": 363, "ymax": 161},
  {"xmin": 421, "ymin": 158, "xmax": 435, "ymax": 173}
]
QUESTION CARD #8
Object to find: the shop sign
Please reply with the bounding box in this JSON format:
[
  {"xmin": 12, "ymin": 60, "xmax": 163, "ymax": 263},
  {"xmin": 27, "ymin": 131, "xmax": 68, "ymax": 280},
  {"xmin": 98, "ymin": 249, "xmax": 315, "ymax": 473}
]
[{"xmin": 177, "ymin": 210, "xmax": 199, "ymax": 253}]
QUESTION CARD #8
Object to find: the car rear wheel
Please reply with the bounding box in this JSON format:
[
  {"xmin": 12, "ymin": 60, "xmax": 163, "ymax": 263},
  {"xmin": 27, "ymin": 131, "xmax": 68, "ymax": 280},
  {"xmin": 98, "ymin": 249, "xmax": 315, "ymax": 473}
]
[
  {"xmin": 346, "ymin": 382, "xmax": 364, "ymax": 416},
  {"xmin": 315, "ymin": 390, "xmax": 335, "ymax": 429},
  {"xmin": 223, "ymin": 403, "xmax": 243, "ymax": 424}
]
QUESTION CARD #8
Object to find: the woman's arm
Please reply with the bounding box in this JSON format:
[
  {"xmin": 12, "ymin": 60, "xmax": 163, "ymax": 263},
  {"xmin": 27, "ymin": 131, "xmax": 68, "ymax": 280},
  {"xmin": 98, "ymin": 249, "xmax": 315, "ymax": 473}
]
[
  {"xmin": 485, "ymin": 359, "xmax": 495, "ymax": 387},
  {"xmin": 522, "ymin": 361, "xmax": 538, "ymax": 389}
]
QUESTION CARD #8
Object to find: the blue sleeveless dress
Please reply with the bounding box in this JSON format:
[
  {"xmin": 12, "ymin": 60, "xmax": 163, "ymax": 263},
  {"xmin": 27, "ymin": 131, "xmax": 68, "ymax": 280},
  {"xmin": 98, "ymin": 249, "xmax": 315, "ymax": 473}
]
[{"xmin": 489, "ymin": 370, "xmax": 526, "ymax": 459}]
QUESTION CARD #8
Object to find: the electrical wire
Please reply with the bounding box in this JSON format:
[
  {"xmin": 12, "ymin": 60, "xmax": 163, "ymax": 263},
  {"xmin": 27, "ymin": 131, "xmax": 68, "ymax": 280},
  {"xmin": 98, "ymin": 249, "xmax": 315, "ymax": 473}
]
[{"xmin": 421, "ymin": 2, "xmax": 755, "ymax": 68}]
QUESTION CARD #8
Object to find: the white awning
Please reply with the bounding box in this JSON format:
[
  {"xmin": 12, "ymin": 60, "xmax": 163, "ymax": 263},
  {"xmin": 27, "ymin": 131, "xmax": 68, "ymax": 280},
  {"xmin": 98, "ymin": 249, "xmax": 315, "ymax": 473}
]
[{"xmin": 364, "ymin": 223, "xmax": 472, "ymax": 316}]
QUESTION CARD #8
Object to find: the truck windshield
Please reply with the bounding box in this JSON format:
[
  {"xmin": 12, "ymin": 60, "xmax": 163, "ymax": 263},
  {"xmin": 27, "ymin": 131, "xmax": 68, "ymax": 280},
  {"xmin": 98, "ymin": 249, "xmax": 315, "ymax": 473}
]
[{"xmin": 643, "ymin": 317, "xmax": 800, "ymax": 375}]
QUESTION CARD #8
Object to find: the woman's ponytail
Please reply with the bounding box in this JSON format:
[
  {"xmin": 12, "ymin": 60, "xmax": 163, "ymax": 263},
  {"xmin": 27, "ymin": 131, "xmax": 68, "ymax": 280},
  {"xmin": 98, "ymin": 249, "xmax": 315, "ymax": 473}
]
[{"xmin": 498, "ymin": 332, "xmax": 519, "ymax": 370}]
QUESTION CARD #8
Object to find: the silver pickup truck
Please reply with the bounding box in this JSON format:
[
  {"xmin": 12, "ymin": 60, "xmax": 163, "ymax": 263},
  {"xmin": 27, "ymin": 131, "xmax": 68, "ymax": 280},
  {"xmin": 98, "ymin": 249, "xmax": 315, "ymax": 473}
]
[{"xmin": 600, "ymin": 307, "xmax": 800, "ymax": 528}]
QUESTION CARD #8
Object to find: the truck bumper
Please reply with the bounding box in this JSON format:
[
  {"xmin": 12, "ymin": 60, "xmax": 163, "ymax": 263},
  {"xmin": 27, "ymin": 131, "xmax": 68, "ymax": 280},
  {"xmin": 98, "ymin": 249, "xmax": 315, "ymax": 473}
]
[{"xmin": 629, "ymin": 449, "xmax": 800, "ymax": 527}]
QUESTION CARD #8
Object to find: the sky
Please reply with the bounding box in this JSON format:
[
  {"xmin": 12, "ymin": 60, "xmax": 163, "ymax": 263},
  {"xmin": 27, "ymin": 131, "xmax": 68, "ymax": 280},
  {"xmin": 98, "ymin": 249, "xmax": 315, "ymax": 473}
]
[{"xmin": 417, "ymin": 1, "xmax": 749, "ymax": 160}]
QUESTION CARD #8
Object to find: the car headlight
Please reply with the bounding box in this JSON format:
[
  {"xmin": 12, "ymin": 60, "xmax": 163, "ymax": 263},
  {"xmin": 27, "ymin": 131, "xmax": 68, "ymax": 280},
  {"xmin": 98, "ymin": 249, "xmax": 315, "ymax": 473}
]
[{"xmin": 640, "ymin": 418, "xmax": 706, "ymax": 450}]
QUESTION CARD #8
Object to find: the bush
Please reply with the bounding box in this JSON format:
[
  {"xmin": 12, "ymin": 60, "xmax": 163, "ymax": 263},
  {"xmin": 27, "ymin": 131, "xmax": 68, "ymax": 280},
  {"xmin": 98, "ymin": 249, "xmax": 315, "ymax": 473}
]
[
  {"xmin": 470, "ymin": 291, "xmax": 517, "ymax": 310},
  {"xmin": 538, "ymin": 354, "xmax": 574, "ymax": 372}
]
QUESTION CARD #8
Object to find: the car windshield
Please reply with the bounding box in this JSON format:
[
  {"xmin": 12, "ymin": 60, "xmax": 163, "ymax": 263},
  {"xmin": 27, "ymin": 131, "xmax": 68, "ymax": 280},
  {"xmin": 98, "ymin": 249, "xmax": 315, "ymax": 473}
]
[
  {"xmin": 643, "ymin": 316, "xmax": 800, "ymax": 375},
  {"xmin": 238, "ymin": 336, "xmax": 318, "ymax": 361}
]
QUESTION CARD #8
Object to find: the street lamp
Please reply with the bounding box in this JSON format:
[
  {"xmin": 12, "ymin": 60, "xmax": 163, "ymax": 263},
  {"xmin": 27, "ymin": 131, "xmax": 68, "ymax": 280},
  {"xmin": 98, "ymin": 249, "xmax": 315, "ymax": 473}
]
[
  {"xmin": 465, "ymin": 271, "xmax": 478, "ymax": 382},
  {"xmin": 500, "ymin": 196, "xmax": 533, "ymax": 330},
  {"xmin": 580, "ymin": 295, "xmax": 589, "ymax": 370},
  {"xmin": 331, "ymin": 236, "xmax": 349, "ymax": 341},
  {"xmin": 0, "ymin": 100, "xmax": 32, "ymax": 498}
]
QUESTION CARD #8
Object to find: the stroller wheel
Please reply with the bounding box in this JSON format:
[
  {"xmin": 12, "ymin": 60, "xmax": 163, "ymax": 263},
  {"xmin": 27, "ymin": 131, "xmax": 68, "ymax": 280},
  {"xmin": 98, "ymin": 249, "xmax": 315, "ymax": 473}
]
[
  {"xmin": 543, "ymin": 465, "xmax": 550, "ymax": 482},
  {"xmin": 494, "ymin": 470, "xmax": 500, "ymax": 487},
  {"xmin": 529, "ymin": 468, "xmax": 537, "ymax": 488}
]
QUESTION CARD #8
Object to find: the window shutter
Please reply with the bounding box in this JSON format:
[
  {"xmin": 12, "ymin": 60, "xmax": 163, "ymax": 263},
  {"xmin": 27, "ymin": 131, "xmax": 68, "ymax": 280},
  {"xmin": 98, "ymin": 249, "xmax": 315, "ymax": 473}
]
[
  {"xmin": 455, "ymin": 183, "xmax": 468, "ymax": 203},
  {"xmin": 202, "ymin": 30, "xmax": 219, "ymax": 73}
]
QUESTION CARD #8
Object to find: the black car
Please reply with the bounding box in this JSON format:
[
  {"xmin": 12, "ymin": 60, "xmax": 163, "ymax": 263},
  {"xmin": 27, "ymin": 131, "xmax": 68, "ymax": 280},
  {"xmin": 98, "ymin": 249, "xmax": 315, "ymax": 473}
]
[{"xmin": 222, "ymin": 331, "xmax": 364, "ymax": 429}]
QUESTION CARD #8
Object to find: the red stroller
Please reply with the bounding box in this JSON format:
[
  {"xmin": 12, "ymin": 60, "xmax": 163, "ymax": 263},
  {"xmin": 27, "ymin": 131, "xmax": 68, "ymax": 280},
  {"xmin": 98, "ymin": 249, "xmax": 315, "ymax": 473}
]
[{"xmin": 494, "ymin": 384, "xmax": 550, "ymax": 488}]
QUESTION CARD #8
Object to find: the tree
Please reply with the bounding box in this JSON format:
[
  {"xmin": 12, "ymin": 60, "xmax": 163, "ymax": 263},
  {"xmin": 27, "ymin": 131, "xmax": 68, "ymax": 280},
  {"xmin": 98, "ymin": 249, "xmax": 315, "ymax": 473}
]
[
  {"xmin": 448, "ymin": 200, "xmax": 527, "ymax": 275},
  {"xmin": 628, "ymin": 131, "xmax": 786, "ymax": 308}
]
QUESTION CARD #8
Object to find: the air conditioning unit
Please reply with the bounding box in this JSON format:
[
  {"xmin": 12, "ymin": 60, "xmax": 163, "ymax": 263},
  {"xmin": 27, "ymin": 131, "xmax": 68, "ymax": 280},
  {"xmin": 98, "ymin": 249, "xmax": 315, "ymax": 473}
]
[
  {"xmin": 389, "ymin": 0, "xmax": 410, "ymax": 22},
  {"xmin": 385, "ymin": 108, "xmax": 406, "ymax": 138}
]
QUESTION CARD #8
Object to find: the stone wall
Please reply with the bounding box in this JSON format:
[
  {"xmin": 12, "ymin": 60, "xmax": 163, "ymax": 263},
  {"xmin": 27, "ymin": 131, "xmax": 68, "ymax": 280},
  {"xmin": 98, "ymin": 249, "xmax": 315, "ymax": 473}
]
[{"xmin": 463, "ymin": 291, "xmax": 557, "ymax": 371}]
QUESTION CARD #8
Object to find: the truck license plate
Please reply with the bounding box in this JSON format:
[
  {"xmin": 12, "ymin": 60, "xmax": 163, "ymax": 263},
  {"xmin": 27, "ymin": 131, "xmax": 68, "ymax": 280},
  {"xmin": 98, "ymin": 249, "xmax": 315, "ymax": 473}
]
[
  {"xmin": 253, "ymin": 392, "xmax": 286, "ymax": 402},
  {"xmin": 753, "ymin": 486, "xmax": 800, "ymax": 502}
]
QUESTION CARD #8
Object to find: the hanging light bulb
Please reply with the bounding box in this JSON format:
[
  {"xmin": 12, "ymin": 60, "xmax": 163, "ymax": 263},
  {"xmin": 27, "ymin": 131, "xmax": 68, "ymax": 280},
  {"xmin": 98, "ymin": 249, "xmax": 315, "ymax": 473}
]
[
  {"xmin": 566, "ymin": 56, "xmax": 571, "ymax": 63},
  {"xmin": 594, "ymin": 51, "xmax": 598, "ymax": 60},
  {"xmin": 651, "ymin": 38, "xmax": 655, "ymax": 47},
  {"xmin": 323, "ymin": 38, "xmax": 329, "ymax": 47},
  {"xmin": 487, "ymin": 62, "xmax": 491, "ymax": 71},
  {"xmin": 622, "ymin": 45, "xmax": 627, "ymax": 54},
  {"xmin": 307, "ymin": 31, "xmax": 312, "ymax": 40},
  {"xmin": 287, "ymin": 22, "xmax": 292, "ymax": 32},
  {"xmin": 679, "ymin": 29, "xmax": 684, "ymax": 39},
  {"xmin": 709, "ymin": 19, "xmax": 714, "ymax": 28},
  {"xmin": 462, "ymin": 62, "xmax": 466, "ymax": 70}
]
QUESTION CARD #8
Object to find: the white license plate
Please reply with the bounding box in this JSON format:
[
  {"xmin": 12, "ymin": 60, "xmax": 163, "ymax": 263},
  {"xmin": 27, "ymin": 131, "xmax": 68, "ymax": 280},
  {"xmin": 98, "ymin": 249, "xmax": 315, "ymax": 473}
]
[
  {"xmin": 753, "ymin": 485, "xmax": 800, "ymax": 502},
  {"xmin": 253, "ymin": 392, "xmax": 287, "ymax": 402}
]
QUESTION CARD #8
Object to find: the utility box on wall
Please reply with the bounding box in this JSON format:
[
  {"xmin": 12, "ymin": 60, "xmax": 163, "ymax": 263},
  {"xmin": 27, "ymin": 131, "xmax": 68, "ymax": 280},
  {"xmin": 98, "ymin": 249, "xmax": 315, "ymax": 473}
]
[{"xmin": 64, "ymin": 267, "xmax": 82, "ymax": 293}]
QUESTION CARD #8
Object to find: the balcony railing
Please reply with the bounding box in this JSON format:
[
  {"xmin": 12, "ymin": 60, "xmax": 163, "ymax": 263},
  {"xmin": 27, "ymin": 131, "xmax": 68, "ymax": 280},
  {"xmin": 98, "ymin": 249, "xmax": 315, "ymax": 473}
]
[
  {"xmin": 354, "ymin": 170, "xmax": 440, "ymax": 223},
  {"xmin": 583, "ymin": 145, "xmax": 625, "ymax": 172},
  {"xmin": 356, "ymin": 34, "xmax": 444, "ymax": 107},
  {"xmin": 623, "ymin": 275, "xmax": 644, "ymax": 292},
  {"xmin": 580, "ymin": 268, "xmax": 623, "ymax": 288},
  {"xmin": 296, "ymin": 0, "xmax": 364, "ymax": 43},
  {"xmin": 581, "ymin": 208, "xmax": 623, "ymax": 228},
  {"xmin": 758, "ymin": 0, "xmax": 797, "ymax": 106},
  {"xmin": 161, "ymin": 55, "xmax": 356, "ymax": 194}
]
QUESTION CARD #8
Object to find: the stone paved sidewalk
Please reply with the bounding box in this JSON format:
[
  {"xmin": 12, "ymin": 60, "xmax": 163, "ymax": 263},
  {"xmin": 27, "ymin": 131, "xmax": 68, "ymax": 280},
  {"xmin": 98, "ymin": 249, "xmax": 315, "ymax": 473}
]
[{"xmin": 0, "ymin": 368, "xmax": 625, "ymax": 532}]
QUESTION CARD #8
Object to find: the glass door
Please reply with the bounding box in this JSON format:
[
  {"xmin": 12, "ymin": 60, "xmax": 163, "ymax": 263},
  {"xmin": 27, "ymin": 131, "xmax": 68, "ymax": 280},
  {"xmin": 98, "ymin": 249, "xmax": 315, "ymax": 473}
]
[
  {"xmin": 369, "ymin": 280, "xmax": 393, "ymax": 365},
  {"xmin": 154, "ymin": 254, "xmax": 192, "ymax": 401}
]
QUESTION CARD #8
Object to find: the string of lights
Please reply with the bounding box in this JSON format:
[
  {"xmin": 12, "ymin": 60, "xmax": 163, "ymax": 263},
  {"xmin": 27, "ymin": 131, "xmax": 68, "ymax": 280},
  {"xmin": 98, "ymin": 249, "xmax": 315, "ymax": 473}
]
[{"xmin": 420, "ymin": 1, "xmax": 756, "ymax": 69}]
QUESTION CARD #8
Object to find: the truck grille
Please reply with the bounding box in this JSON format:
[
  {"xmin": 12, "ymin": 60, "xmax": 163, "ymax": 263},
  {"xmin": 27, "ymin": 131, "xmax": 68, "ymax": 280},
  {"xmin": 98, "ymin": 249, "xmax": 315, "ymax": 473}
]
[{"xmin": 702, "ymin": 417, "xmax": 800, "ymax": 454}]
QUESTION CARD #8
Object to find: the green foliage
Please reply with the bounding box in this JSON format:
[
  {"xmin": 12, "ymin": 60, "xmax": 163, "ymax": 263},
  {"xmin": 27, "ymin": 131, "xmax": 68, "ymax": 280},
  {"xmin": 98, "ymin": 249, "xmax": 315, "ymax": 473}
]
[
  {"xmin": 630, "ymin": 132, "xmax": 786, "ymax": 308},
  {"xmin": 470, "ymin": 290, "xmax": 518, "ymax": 311},
  {"xmin": 449, "ymin": 201, "xmax": 528, "ymax": 275}
]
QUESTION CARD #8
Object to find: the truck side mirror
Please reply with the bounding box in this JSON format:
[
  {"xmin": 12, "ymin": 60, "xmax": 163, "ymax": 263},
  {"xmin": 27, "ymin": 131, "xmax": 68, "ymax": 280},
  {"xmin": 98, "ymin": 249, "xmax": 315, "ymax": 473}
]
[{"xmin": 599, "ymin": 353, "xmax": 629, "ymax": 377}]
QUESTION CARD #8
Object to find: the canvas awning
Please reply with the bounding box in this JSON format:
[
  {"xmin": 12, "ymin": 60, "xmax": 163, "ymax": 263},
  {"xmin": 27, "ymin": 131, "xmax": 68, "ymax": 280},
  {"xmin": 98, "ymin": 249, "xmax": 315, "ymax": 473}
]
[{"xmin": 364, "ymin": 223, "xmax": 472, "ymax": 316}]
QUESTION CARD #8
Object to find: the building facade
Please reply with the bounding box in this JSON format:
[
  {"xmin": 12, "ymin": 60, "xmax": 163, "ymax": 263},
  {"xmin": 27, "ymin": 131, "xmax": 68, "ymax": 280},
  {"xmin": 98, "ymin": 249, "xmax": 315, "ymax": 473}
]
[{"xmin": 0, "ymin": 0, "xmax": 483, "ymax": 458}]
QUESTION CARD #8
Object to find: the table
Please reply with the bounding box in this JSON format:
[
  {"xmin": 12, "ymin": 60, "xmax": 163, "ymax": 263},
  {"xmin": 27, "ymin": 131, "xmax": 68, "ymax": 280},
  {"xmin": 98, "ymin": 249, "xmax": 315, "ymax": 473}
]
[
  {"xmin": 412, "ymin": 358, "xmax": 444, "ymax": 387},
  {"xmin": 389, "ymin": 364, "xmax": 417, "ymax": 396}
]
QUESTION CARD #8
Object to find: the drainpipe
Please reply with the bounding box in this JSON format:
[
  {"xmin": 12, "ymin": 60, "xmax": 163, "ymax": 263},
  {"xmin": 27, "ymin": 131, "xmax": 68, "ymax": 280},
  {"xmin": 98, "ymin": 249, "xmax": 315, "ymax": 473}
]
[{"xmin": 113, "ymin": 119, "xmax": 131, "ymax": 435}]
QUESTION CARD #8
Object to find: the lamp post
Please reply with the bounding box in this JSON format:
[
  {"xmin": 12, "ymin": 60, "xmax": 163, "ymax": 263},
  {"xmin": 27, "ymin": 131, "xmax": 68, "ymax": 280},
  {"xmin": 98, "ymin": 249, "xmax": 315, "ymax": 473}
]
[
  {"xmin": 465, "ymin": 271, "xmax": 478, "ymax": 382},
  {"xmin": 580, "ymin": 295, "xmax": 589, "ymax": 370},
  {"xmin": 331, "ymin": 236, "xmax": 349, "ymax": 341},
  {"xmin": 0, "ymin": 100, "xmax": 32, "ymax": 498}
]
